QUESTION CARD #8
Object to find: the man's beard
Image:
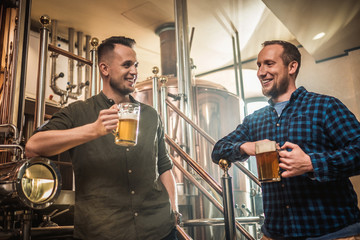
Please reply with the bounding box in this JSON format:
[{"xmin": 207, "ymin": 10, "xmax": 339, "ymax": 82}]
[
  {"xmin": 262, "ymin": 77, "xmax": 289, "ymax": 100},
  {"xmin": 110, "ymin": 78, "xmax": 134, "ymax": 96}
]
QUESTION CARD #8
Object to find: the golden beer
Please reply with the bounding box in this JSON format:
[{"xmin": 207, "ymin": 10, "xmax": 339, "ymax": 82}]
[
  {"xmin": 115, "ymin": 118, "xmax": 139, "ymax": 146},
  {"xmin": 114, "ymin": 102, "xmax": 140, "ymax": 147},
  {"xmin": 255, "ymin": 141, "xmax": 281, "ymax": 182}
]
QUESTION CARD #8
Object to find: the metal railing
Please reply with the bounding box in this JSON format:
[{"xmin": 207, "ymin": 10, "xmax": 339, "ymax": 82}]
[{"xmin": 157, "ymin": 75, "xmax": 263, "ymax": 239}]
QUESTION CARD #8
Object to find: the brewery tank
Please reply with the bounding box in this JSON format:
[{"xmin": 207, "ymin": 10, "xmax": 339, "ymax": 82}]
[{"xmin": 133, "ymin": 76, "xmax": 254, "ymax": 238}]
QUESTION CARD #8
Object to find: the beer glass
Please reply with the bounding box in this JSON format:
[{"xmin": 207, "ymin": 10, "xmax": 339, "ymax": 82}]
[
  {"xmin": 114, "ymin": 103, "xmax": 140, "ymax": 147},
  {"xmin": 255, "ymin": 141, "xmax": 281, "ymax": 182}
]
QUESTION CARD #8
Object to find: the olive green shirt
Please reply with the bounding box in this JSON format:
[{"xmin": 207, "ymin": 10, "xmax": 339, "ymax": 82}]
[{"xmin": 38, "ymin": 92, "xmax": 175, "ymax": 240}]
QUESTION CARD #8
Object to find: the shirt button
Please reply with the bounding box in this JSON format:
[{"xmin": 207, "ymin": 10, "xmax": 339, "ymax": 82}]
[
  {"xmin": 128, "ymin": 169, "xmax": 132, "ymax": 173},
  {"xmin": 282, "ymin": 184, "xmax": 285, "ymax": 188},
  {"xmin": 131, "ymin": 190, "xmax": 135, "ymax": 195},
  {"xmin": 276, "ymin": 123, "xmax": 280, "ymax": 127},
  {"xmin": 126, "ymin": 148, "xmax": 130, "ymax": 152},
  {"xmin": 134, "ymin": 212, "xmax": 138, "ymax": 217},
  {"xmin": 286, "ymin": 205, "xmax": 290, "ymax": 209}
]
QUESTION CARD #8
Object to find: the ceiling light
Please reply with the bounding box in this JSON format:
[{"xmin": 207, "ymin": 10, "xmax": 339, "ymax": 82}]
[{"xmin": 313, "ymin": 32, "xmax": 325, "ymax": 40}]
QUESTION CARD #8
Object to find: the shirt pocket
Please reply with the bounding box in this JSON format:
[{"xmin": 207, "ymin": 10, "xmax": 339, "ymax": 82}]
[{"xmin": 287, "ymin": 115, "xmax": 313, "ymax": 144}]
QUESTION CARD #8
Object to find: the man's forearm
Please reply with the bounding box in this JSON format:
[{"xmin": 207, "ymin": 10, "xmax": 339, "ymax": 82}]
[
  {"xmin": 25, "ymin": 122, "xmax": 101, "ymax": 157},
  {"xmin": 159, "ymin": 169, "xmax": 178, "ymax": 211}
]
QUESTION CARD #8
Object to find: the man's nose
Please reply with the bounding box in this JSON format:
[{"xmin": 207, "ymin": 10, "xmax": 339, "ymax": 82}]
[
  {"xmin": 129, "ymin": 64, "xmax": 137, "ymax": 74},
  {"xmin": 257, "ymin": 65, "xmax": 266, "ymax": 77}
]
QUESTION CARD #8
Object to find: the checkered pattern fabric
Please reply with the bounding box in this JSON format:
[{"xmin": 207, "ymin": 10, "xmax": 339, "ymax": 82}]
[{"xmin": 212, "ymin": 87, "xmax": 360, "ymax": 238}]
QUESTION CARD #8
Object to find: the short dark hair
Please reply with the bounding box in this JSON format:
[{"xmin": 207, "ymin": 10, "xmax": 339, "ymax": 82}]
[
  {"xmin": 98, "ymin": 36, "xmax": 136, "ymax": 63},
  {"xmin": 262, "ymin": 40, "xmax": 301, "ymax": 77}
]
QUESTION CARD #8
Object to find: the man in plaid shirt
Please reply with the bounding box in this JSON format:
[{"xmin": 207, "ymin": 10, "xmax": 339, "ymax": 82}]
[{"xmin": 212, "ymin": 40, "xmax": 360, "ymax": 239}]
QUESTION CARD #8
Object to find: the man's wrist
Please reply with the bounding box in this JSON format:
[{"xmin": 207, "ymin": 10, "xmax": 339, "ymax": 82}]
[{"xmin": 172, "ymin": 210, "xmax": 182, "ymax": 225}]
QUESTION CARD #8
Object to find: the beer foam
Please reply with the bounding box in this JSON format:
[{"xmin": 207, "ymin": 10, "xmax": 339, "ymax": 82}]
[
  {"xmin": 255, "ymin": 141, "xmax": 276, "ymax": 154},
  {"xmin": 119, "ymin": 112, "xmax": 138, "ymax": 120}
]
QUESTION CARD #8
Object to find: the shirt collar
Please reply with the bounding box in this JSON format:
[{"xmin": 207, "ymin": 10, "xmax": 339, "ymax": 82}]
[
  {"xmin": 98, "ymin": 91, "xmax": 139, "ymax": 107},
  {"xmin": 268, "ymin": 86, "xmax": 307, "ymax": 106}
]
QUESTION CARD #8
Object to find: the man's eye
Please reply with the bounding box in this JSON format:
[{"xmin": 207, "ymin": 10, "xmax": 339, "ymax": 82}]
[{"xmin": 134, "ymin": 62, "xmax": 139, "ymax": 68}]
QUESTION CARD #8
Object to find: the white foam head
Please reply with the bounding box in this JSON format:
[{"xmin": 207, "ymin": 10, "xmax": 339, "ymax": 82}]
[{"xmin": 255, "ymin": 141, "xmax": 276, "ymax": 154}]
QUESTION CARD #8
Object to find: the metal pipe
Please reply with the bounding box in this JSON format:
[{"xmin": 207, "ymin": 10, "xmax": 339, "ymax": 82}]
[
  {"xmin": 21, "ymin": 210, "xmax": 32, "ymax": 240},
  {"xmin": 182, "ymin": 217, "xmax": 262, "ymax": 226},
  {"xmin": 85, "ymin": 35, "xmax": 91, "ymax": 99},
  {"xmin": 68, "ymin": 28, "xmax": 75, "ymax": 86},
  {"xmin": 30, "ymin": 226, "xmax": 74, "ymax": 237},
  {"xmin": 171, "ymin": 155, "xmax": 224, "ymax": 211},
  {"xmin": 34, "ymin": 15, "xmax": 50, "ymax": 130},
  {"xmin": 0, "ymin": 124, "xmax": 20, "ymax": 144},
  {"xmin": 234, "ymin": 162, "xmax": 261, "ymax": 186},
  {"xmin": 76, "ymin": 31, "xmax": 83, "ymax": 95},
  {"xmin": 0, "ymin": 144, "xmax": 25, "ymax": 158},
  {"xmin": 90, "ymin": 38, "xmax": 99, "ymax": 96},
  {"xmin": 167, "ymin": 136, "xmax": 255, "ymax": 240},
  {"xmin": 174, "ymin": 0, "xmax": 196, "ymax": 158},
  {"xmin": 152, "ymin": 67, "xmax": 159, "ymax": 111},
  {"xmin": 220, "ymin": 160, "xmax": 236, "ymax": 240},
  {"xmin": 50, "ymin": 19, "xmax": 58, "ymax": 88},
  {"xmin": 9, "ymin": 0, "xmax": 31, "ymax": 136},
  {"xmin": 176, "ymin": 225, "xmax": 192, "ymax": 240},
  {"xmin": 166, "ymin": 99, "xmax": 216, "ymax": 145},
  {"xmin": 235, "ymin": 31, "xmax": 247, "ymax": 117},
  {"xmin": 48, "ymin": 44, "xmax": 92, "ymax": 66},
  {"xmin": 160, "ymin": 78, "xmax": 168, "ymax": 134},
  {"xmin": 166, "ymin": 134, "xmax": 222, "ymax": 195},
  {"xmin": 166, "ymin": 98, "xmax": 260, "ymax": 186},
  {"xmin": 178, "ymin": 0, "xmax": 195, "ymax": 159},
  {"xmin": 232, "ymin": 36, "xmax": 240, "ymax": 97}
]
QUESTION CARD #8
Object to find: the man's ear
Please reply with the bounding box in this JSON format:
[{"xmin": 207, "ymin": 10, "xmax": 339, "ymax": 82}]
[
  {"xmin": 99, "ymin": 62, "xmax": 109, "ymax": 77},
  {"xmin": 288, "ymin": 61, "xmax": 298, "ymax": 75}
]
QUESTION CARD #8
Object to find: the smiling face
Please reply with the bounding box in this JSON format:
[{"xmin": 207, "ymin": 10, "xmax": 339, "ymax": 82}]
[
  {"xmin": 256, "ymin": 44, "xmax": 297, "ymax": 103},
  {"xmin": 100, "ymin": 44, "xmax": 138, "ymax": 100}
]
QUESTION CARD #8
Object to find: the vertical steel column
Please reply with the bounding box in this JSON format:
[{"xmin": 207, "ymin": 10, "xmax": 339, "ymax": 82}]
[
  {"xmin": 9, "ymin": 0, "xmax": 31, "ymax": 134},
  {"xmin": 219, "ymin": 159, "xmax": 236, "ymax": 240},
  {"xmin": 160, "ymin": 76, "xmax": 169, "ymax": 134},
  {"xmin": 50, "ymin": 19, "xmax": 58, "ymax": 87},
  {"xmin": 90, "ymin": 38, "xmax": 99, "ymax": 96},
  {"xmin": 85, "ymin": 35, "xmax": 91, "ymax": 99},
  {"xmin": 68, "ymin": 28, "xmax": 75, "ymax": 86},
  {"xmin": 152, "ymin": 67, "xmax": 159, "ymax": 111},
  {"xmin": 34, "ymin": 15, "xmax": 50, "ymax": 129},
  {"xmin": 235, "ymin": 31, "xmax": 247, "ymax": 117},
  {"xmin": 174, "ymin": 0, "xmax": 195, "ymax": 157},
  {"xmin": 21, "ymin": 210, "xmax": 32, "ymax": 240},
  {"xmin": 76, "ymin": 31, "xmax": 83, "ymax": 95},
  {"xmin": 232, "ymin": 36, "xmax": 240, "ymax": 97}
]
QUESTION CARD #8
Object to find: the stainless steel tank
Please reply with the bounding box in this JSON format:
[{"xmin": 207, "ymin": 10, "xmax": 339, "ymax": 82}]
[{"xmin": 133, "ymin": 76, "xmax": 254, "ymax": 239}]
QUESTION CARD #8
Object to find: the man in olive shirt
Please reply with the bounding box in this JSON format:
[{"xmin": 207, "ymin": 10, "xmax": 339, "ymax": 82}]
[{"xmin": 26, "ymin": 36, "xmax": 179, "ymax": 240}]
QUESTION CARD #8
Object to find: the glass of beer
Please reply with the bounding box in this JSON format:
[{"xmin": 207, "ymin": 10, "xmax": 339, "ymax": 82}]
[
  {"xmin": 114, "ymin": 103, "xmax": 140, "ymax": 147},
  {"xmin": 255, "ymin": 141, "xmax": 281, "ymax": 182}
]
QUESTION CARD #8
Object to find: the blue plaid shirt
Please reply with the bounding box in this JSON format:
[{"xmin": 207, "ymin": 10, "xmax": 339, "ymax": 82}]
[{"xmin": 212, "ymin": 87, "xmax": 360, "ymax": 238}]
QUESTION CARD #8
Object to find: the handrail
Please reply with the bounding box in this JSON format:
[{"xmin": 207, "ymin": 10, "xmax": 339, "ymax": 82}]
[
  {"xmin": 167, "ymin": 135, "xmax": 255, "ymax": 240},
  {"xmin": 176, "ymin": 225, "xmax": 193, "ymax": 240},
  {"xmin": 182, "ymin": 217, "xmax": 262, "ymax": 226},
  {"xmin": 166, "ymin": 135, "xmax": 222, "ymax": 195},
  {"xmin": 166, "ymin": 98, "xmax": 261, "ymax": 187},
  {"xmin": 233, "ymin": 162, "xmax": 261, "ymax": 187},
  {"xmin": 170, "ymin": 155, "xmax": 224, "ymax": 211},
  {"xmin": 48, "ymin": 44, "xmax": 92, "ymax": 66},
  {"xmin": 166, "ymin": 99, "xmax": 216, "ymax": 145}
]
